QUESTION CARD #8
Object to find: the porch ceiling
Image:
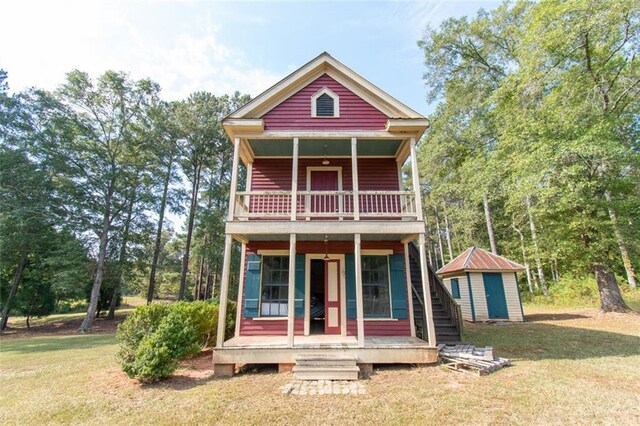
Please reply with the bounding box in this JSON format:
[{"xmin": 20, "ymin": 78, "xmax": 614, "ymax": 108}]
[{"xmin": 247, "ymin": 138, "xmax": 403, "ymax": 157}]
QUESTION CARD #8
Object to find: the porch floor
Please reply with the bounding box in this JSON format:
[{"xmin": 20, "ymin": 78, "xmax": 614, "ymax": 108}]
[{"xmin": 223, "ymin": 335, "xmax": 431, "ymax": 349}]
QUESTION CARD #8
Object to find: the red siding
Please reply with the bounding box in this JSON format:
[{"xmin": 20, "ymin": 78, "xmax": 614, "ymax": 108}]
[
  {"xmin": 250, "ymin": 158, "xmax": 399, "ymax": 191},
  {"xmin": 347, "ymin": 319, "xmax": 411, "ymax": 336},
  {"xmin": 262, "ymin": 74, "xmax": 389, "ymax": 130},
  {"xmin": 239, "ymin": 241, "xmax": 408, "ymax": 337}
]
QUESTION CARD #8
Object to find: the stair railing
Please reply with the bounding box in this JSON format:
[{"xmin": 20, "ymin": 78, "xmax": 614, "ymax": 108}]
[
  {"xmin": 411, "ymin": 284, "xmax": 426, "ymax": 340},
  {"xmin": 408, "ymin": 242, "xmax": 463, "ymax": 340}
]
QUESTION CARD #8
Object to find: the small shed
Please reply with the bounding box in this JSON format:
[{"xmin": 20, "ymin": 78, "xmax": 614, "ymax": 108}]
[{"xmin": 436, "ymin": 247, "xmax": 525, "ymax": 322}]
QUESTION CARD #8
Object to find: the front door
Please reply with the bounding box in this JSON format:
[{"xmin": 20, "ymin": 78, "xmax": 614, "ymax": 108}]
[
  {"xmin": 324, "ymin": 259, "xmax": 341, "ymax": 334},
  {"xmin": 483, "ymin": 273, "xmax": 509, "ymax": 319},
  {"xmin": 310, "ymin": 170, "xmax": 339, "ymax": 216}
]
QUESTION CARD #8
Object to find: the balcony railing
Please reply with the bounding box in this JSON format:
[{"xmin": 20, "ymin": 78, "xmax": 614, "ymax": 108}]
[{"xmin": 233, "ymin": 190, "xmax": 418, "ymax": 220}]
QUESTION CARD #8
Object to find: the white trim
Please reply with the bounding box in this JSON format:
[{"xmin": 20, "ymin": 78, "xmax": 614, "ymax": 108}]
[
  {"xmin": 291, "ymin": 138, "xmax": 299, "ymax": 221},
  {"xmin": 306, "ymin": 166, "xmax": 343, "ymax": 191},
  {"xmin": 354, "ymin": 234, "xmax": 365, "ymax": 347},
  {"xmin": 304, "ymin": 254, "xmax": 347, "ymax": 337},
  {"xmin": 306, "ymin": 166, "xmax": 344, "ymax": 219},
  {"xmin": 226, "ymin": 52, "xmax": 424, "ymax": 120},
  {"xmin": 361, "ymin": 249, "xmax": 393, "ymax": 255},
  {"xmin": 253, "ymin": 317, "xmax": 288, "ymax": 321},
  {"xmin": 287, "ymin": 234, "xmax": 296, "ymax": 347},
  {"xmin": 234, "ymin": 243, "xmax": 247, "ymax": 338},
  {"xmin": 311, "ymin": 87, "xmax": 340, "ymax": 118},
  {"xmin": 216, "ymin": 235, "xmax": 233, "ymax": 348},
  {"xmin": 403, "ymin": 243, "xmax": 416, "ymax": 338},
  {"xmin": 257, "ymin": 249, "xmax": 289, "ymax": 256}
]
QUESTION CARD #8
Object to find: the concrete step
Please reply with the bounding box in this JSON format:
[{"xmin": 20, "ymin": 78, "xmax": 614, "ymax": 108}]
[
  {"xmin": 295, "ymin": 354, "xmax": 357, "ymax": 367},
  {"xmin": 292, "ymin": 365, "xmax": 360, "ymax": 381}
]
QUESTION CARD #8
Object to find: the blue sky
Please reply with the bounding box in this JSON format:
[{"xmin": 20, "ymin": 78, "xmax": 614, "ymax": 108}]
[{"xmin": 2, "ymin": 0, "xmax": 501, "ymax": 116}]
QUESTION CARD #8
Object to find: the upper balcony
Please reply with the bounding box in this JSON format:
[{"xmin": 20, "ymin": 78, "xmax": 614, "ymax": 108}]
[{"xmin": 223, "ymin": 134, "xmax": 427, "ymax": 239}]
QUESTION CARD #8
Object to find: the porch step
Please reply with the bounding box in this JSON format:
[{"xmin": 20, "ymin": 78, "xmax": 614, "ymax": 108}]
[{"xmin": 292, "ymin": 354, "xmax": 360, "ymax": 380}]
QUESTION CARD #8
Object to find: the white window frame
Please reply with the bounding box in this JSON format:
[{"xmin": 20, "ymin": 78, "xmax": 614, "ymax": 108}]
[
  {"xmin": 311, "ymin": 87, "xmax": 340, "ymax": 118},
  {"xmin": 258, "ymin": 254, "xmax": 290, "ymax": 319},
  {"xmin": 361, "ymin": 254, "xmax": 393, "ymax": 319}
]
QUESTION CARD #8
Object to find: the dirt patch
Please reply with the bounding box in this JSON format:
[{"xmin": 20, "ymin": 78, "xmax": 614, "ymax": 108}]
[{"xmin": 1, "ymin": 313, "xmax": 127, "ymax": 338}]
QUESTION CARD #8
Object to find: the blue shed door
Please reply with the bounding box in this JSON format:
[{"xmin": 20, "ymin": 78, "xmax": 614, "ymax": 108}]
[{"xmin": 482, "ymin": 273, "xmax": 509, "ymax": 319}]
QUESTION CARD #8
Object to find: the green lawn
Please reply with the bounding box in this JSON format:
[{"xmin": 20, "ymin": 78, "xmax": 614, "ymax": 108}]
[{"xmin": 1, "ymin": 304, "xmax": 639, "ymax": 425}]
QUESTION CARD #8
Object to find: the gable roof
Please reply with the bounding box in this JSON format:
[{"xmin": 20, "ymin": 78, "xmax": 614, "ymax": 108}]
[
  {"xmin": 436, "ymin": 246, "xmax": 525, "ymax": 275},
  {"xmin": 226, "ymin": 52, "xmax": 425, "ymax": 121}
]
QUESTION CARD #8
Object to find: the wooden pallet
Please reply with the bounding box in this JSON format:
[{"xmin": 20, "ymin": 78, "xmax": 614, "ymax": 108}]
[{"xmin": 438, "ymin": 344, "xmax": 511, "ymax": 376}]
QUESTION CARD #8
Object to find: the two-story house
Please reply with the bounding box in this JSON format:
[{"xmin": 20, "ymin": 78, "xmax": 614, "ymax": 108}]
[{"xmin": 213, "ymin": 53, "xmax": 461, "ymax": 379}]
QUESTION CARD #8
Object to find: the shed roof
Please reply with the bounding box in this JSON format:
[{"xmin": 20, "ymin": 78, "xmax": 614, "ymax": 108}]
[{"xmin": 436, "ymin": 246, "xmax": 525, "ymax": 275}]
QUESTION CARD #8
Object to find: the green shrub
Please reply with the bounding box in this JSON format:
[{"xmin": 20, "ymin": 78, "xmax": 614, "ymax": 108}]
[
  {"xmin": 523, "ymin": 275, "xmax": 601, "ymax": 307},
  {"xmin": 129, "ymin": 310, "xmax": 201, "ymax": 382},
  {"xmin": 115, "ymin": 300, "xmax": 237, "ymax": 382}
]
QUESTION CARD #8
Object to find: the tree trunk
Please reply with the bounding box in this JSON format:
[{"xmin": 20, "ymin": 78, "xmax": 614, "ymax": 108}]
[
  {"xmin": 512, "ymin": 224, "xmax": 534, "ymax": 294},
  {"xmin": 107, "ymin": 183, "xmax": 137, "ymax": 320},
  {"xmin": 26, "ymin": 316, "xmax": 30, "ymax": 330},
  {"xmin": 484, "ymin": 194, "xmax": 498, "ymax": 254},
  {"xmin": 434, "ymin": 209, "xmax": 446, "ymax": 267},
  {"xmin": 443, "ymin": 208, "xmax": 454, "ymax": 262},
  {"xmin": 526, "ymin": 196, "xmax": 548, "ymax": 295},
  {"xmin": 79, "ymin": 188, "xmax": 112, "ymax": 332},
  {"xmin": 178, "ymin": 162, "xmax": 202, "ymax": 300},
  {"xmin": 148, "ymin": 157, "xmax": 174, "ymax": 304},
  {"xmin": 605, "ymin": 191, "xmax": 637, "ymax": 289},
  {"xmin": 594, "ymin": 263, "xmax": 628, "ymax": 312},
  {"xmin": 0, "ymin": 253, "xmax": 28, "ymax": 332}
]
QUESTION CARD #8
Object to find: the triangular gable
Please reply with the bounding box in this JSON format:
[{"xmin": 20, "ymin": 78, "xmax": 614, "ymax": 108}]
[
  {"xmin": 263, "ymin": 74, "xmax": 389, "ymax": 130},
  {"xmin": 227, "ymin": 52, "xmax": 424, "ymax": 120}
]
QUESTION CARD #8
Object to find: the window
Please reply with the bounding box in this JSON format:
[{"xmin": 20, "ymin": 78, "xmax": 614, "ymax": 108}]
[
  {"xmin": 451, "ymin": 278, "xmax": 460, "ymax": 299},
  {"xmin": 260, "ymin": 256, "xmax": 290, "ymax": 317},
  {"xmin": 311, "ymin": 87, "xmax": 339, "ymax": 117},
  {"xmin": 361, "ymin": 255, "xmax": 391, "ymax": 317}
]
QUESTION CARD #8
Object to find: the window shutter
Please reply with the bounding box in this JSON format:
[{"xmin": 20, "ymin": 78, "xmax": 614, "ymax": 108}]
[
  {"xmin": 389, "ymin": 254, "xmax": 408, "ymax": 319},
  {"xmin": 243, "ymin": 254, "xmax": 261, "ymax": 318},
  {"xmin": 345, "ymin": 254, "xmax": 356, "ymax": 318},
  {"xmin": 295, "ymin": 254, "xmax": 305, "ymax": 318}
]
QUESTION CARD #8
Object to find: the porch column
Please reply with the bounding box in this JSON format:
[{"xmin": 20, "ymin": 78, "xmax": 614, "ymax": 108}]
[
  {"xmin": 418, "ymin": 233, "xmax": 437, "ymax": 345},
  {"xmin": 409, "ymin": 137, "xmax": 424, "ymax": 221},
  {"xmin": 287, "ymin": 233, "xmax": 297, "ymax": 347},
  {"xmin": 227, "ymin": 136, "xmax": 241, "ymax": 222},
  {"xmin": 244, "ymin": 162, "xmax": 253, "ymax": 210},
  {"xmin": 234, "ymin": 243, "xmax": 247, "ymax": 337},
  {"xmin": 351, "ymin": 137, "xmax": 360, "ymax": 220},
  {"xmin": 354, "ymin": 233, "xmax": 365, "ymax": 347},
  {"xmin": 403, "ymin": 243, "xmax": 417, "ymax": 338},
  {"xmin": 216, "ymin": 234, "xmax": 234, "ymax": 347},
  {"xmin": 291, "ymin": 137, "xmax": 299, "ymax": 221}
]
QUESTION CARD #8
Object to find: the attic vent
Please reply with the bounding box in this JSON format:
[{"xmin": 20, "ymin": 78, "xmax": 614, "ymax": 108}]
[
  {"xmin": 311, "ymin": 87, "xmax": 339, "ymax": 118},
  {"xmin": 316, "ymin": 94, "xmax": 334, "ymax": 116}
]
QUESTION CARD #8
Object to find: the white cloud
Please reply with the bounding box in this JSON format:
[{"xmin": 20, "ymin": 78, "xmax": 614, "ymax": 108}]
[{"xmin": 0, "ymin": 0, "xmax": 281, "ymax": 100}]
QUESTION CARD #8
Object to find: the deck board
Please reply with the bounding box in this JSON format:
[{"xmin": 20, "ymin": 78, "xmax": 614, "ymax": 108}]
[{"xmin": 223, "ymin": 335, "xmax": 430, "ymax": 349}]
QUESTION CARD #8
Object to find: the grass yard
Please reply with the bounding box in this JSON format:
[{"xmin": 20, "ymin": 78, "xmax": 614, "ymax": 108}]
[{"xmin": 1, "ymin": 303, "xmax": 639, "ymax": 425}]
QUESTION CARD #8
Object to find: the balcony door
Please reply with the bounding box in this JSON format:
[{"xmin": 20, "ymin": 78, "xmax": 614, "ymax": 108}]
[{"xmin": 307, "ymin": 167, "xmax": 342, "ymax": 217}]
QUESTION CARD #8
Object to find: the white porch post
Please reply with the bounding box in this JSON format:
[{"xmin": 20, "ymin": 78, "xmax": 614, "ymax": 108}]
[
  {"xmin": 351, "ymin": 137, "xmax": 360, "ymax": 220},
  {"xmin": 291, "ymin": 137, "xmax": 299, "ymax": 221},
  {"xmin": 354, "ymin": 233, "xmax": 365, "ymax": 347},
  {"xmin": 410, "ymin": 137, "xmax": 424, "ymax": 221},
  {"xmin": 287, "ymin": 233, "xmax": 297, "ymax": 347},
  {"xmin": 418, "ymin": 233, "xmax": 437, "ymax": 345},
  {"xmin": 216, "ymin": 234, "xmax": 233, "ymax": 348},
  {"xmin": 234, "ymin": 243, "xmax": 247, "ymax": 337},
  {"xmin": 403, "ymin": 242, "xmax": 416, "ymax": 338},
  {"xmin": 227, "ymin": 137, "xmax": 241, "ymax": 222}
]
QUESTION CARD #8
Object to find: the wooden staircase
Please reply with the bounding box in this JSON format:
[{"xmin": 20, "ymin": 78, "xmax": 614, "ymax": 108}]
[
  {"xmin": 292, "ymin": 354, "xmax": 360, "ymax": 380},
  {"xmin": 408, "ymin": 243, "xmax": 462, "ymax": 344}
]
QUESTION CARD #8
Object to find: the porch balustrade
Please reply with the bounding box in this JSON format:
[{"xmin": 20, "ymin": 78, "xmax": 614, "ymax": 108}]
[{"xmin": 232, "ymin": 190, "xmax": 418, "ymax": 220}]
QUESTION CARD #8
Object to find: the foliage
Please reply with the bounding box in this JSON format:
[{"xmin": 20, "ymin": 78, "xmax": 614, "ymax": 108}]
[
  {"xmin": 115, "ymin": 300, "xmax": 236, "ymax": 382},
  {"xmin": 418, "ymin": 0, "xmax": 640, "ymax": 310}
]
